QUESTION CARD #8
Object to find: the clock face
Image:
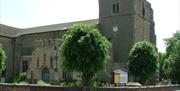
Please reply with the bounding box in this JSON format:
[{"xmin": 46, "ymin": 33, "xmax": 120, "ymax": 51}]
[{"xmin": 113, "ymin": 26, "xmax": 118, "ymax": 32}]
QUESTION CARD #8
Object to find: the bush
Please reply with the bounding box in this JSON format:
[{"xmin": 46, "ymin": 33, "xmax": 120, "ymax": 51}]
[
  {"xmin": 59, "ymin": 80, "xmax": 81, "ymax": 87},
  {"xmin": 0, "ymin": 43, "xmax": 7, "ymax": 72},
  {"xmin": 91, "ymin": 80, "xmax": 104, "ymax": 87},
  {"xmin": 16, "ymin": 72, "xmax": 27, "ymax": 83},
  {"xmin": 37, "ymin": 80, "xmax": 51, "ymax": 86}
]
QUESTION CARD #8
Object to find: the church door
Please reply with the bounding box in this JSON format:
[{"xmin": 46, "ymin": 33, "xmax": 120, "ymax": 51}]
[{"xmin": 42, "ymin": 68, "xmax": 49, "ymax": 82}]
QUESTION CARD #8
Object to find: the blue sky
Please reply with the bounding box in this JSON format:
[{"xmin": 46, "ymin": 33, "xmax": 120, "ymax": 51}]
[{"xmin": 0, "ymin": 0, "xmax": 180, "ymax": 52}]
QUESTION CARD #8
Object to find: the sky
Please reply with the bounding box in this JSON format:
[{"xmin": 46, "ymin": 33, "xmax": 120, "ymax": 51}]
[{"xmin": 0, "ymin": 0, "xmax": 180, "ymax": 53}]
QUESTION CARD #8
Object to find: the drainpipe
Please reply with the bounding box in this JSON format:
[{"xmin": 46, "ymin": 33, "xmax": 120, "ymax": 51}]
[{"xmin": 12, "ymin": 38, "xmax": 16, "ymax": 78}]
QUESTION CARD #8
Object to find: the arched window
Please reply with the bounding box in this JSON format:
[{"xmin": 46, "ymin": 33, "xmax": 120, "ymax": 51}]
[
  {"xmin": 112, "ymin": 2, "xmax": 120, "ymax": 14},
  {"xmin": 42, "ymin": 68, "xmax": 49, "ymax": 82}
]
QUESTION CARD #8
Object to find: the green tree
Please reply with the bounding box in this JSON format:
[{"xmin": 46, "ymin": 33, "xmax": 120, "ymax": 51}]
[
  {"xmin": 158, "ymin": 52, "xmax": 166, "ymax": 81},
  {"xmin": 0, "ymin": 43, "xmax": 7, "ymax": 72},
  {"xmin": 165, "ymin": 31, "xmax": 180, "ymax": 56},
  {"xmin": 164, "ymin": 31, "xmax": 180, "ymax": 83},
  {"xmin": 60, "ymin": 24, "xmax": 111, "ymax": 86},
  {"xmin": 128, "ymin": 41, "xmax": 158, "ymax": 85}
]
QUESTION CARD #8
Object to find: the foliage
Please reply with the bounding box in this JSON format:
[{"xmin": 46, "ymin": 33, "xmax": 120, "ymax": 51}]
[
  {"xmin": 37, "ymin": 80, "xmax": 51, "ymax": 86},
  {"xmin": 95, "ymin": 72, "xmax": 112, "ymax": 84},
  {"xmin": 60, "ymin": 24, "xmax": 111, "ymax": 86},
  {"xmin": 60, "ymin": 80, "xmax": 81, "ymax": 87},
  {"xmin": 0, "ymin": 43, "xmax": 7, "ymax": 72},
  {"xmin": 164, "ymin": 31, "xmax": 180, "ymax": 83},
  {"xmin": 59, "ymin": 80, "xmax": 104, "ymax": 87},
  {"xmin": 91, "ymin": 80, "xmax": 104, "ymax": 87},
  {"xmin": 16, "ymin": 72, "xmax": 27, "ymax": 83},
  {"xmin": 164, "ymin": 31, "xmax": 180, "ymax": 56},
  {"xmin": 158, "ymin": 52, "xmax": 167, "ymax": 81},
  {"xmin": 17, "ymin": 81, "xmax": 29, "ymax": 85},
  {"xmin": 128, "ymin": 41, "xmax": 158, "ymax": 85},
  {"xmin": 5, "ymin": 77, "xmax": 15, "ymax": 83}
]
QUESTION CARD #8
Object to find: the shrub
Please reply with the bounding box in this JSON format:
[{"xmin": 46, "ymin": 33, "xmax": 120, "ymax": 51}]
[{"xmin": 16, "ymin": 72, "xmax": 27, "ymax": 83}]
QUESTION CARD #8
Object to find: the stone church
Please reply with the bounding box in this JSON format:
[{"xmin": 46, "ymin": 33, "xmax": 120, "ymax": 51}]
[{"xmin": 0, "ymin": 0, "xmax": 156, "ymax": 83}]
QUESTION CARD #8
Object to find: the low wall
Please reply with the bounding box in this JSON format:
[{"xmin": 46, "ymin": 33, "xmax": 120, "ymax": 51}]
[{"xmin": 0, "ymin": 84, "xmax": 179, "ymax": 91}]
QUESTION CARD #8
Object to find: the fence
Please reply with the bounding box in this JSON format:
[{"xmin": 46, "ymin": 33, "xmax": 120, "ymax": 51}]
[{"xmin": 0, "ymin": 83, "xmax": 179, "ymax": 91}]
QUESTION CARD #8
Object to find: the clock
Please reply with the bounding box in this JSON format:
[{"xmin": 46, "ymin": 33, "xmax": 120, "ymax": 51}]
[{"xmin": 113, "ymin": 26, "xmax": 118, "ymax": 32}]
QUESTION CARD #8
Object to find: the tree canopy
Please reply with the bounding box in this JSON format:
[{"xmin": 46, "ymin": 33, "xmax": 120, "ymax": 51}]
[
  {"xmin": 60, "ymin": 24, "xmax": 111, "ymax": 86},
  {"xmin": 0, "ymin": 43, "xmax": 7, "ymax": 72},
  {"xmin": 163, "ymin": 31, "xmax": 180, "ymax": 83},
  {"xmin": 128, "ymin": 41, "xmax": 158, "ymax": 85},
  {"xmin": 158, "ymin": 52, "xmax": 166, "ymax": 81},
  {"xmin": 165, "ymin": 31, "xmax": 180, "ymax": 56}
]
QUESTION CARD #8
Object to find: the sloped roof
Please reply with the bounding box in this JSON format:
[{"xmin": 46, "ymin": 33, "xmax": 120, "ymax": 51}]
[
  {"xmin": 0, "ymin": 24, "xmax": 22, "ymax": 37},
  {"xmin": 0, "ymin": 19, "xmax": 99, "ymax": 37},
  {"xmin": 15, "ymin": 19, "xmax": 99, "ymax": 37},
  {"xmin": 113, "ymin": 69, "xmax": 127, "ymax": 74}
]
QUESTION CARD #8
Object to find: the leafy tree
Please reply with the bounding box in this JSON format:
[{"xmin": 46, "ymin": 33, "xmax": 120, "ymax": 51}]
[
  {"xmin": 170, "ymin": 43, "xmax": 180, "ymax": 84},
  {"xmin": 164, "ymin": 31, "xmax": 180, "ymax": 83},
  {"xmin": 165, "ymin": 31, "xmax": 180, "ymax": 56},
  {"xmin": 128, "ymin": 41, "xmax": 158, "ymax": 85},
  {"xmin": 0, "ymin": 43, "xmax": 7, "ymax": 72},
  {"xmin": 158, "ymin": 52, "xmax": 166, "ymax": 81},
  {"xmin": 60, "ymin": 24, "xmax": 111, "ymax": 86}
]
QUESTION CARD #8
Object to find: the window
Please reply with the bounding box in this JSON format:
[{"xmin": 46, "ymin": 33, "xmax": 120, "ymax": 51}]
[
  {"xmin": 53, "ymin": 32, "xmax": 56, "ymax": 38},
  {"xmin": 44, "ymin": 54, "xmax": 46, "ymax": 62},
  {"xmin": 63, "ymin": 71, "xmax": 72, "ymax": 80},
  {"xmin": 143, "ymin": 7, "xmax": 145, "ymax": 16},
  {"xmin": 48, "ymin": 39, "xmax": 51, "ymax": 45},
  {"xmin": 116, "ymin": 3, "xmax": 119, "ymax": 13},
  {"xmin": 1, "ymin": 70, "xmax": 6, "ymax": 78},
  {"xmin": 22, "ymin": 61, "xmax": 28, "ymax": 72},
  {"xmin": 50, "ymin": 56, "xmax": 53, "ymax": 68},
  {"xmin": 113, "ymin": 3, "xmax": 116, "ymax": 14},
  {"xmin": 54, "ymin": 46, "xmax": 58, "ymax": 50},
  {"xmin": 112, "ymin": 3, "xmax": 120, "ymax": 14},
  {"xmin": 55, "ymin": 56, "xmax": 58, "ymax": 68},
  {"xmin": 37, "ymin": 58, "xmax": 39, "ymax": 68},
  {"xmin": 42, "ymin": 68, "xmax": 49, "ymax": 82},
  {"xmin": 22, "ymin": 48, "xmax": 33, "ymax": 56},
  {"xmin": 50, "ymin": 56, "xmax": 58, "ymax": 68},
  {"xmin": 43, "ymin": 40, "xmax": 46, "ymax": 46}
]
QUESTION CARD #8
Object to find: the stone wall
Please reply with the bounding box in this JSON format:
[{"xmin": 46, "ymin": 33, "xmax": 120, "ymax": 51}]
[
  {"xmin": 0, "ymin": 84, "xmax": 179, "ymax": 91},
  {"xmin": 14, "ymin": 30, "xmax": 67, "ymax": 83}
]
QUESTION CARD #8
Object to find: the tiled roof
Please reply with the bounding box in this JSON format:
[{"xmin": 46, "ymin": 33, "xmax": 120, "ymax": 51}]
[
  {"xmin": 0, "ymin": 24, "xmax": 22, "ymax": 37},
  {"xmin": 0, "ymin": 19, "xmax": 99, "ymax": 37},
  {"xmin": 15, "ymin": 19, "xmax": 98, "ymax": 37}
]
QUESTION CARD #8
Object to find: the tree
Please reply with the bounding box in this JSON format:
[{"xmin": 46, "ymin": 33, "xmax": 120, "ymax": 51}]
[
  {"xmin": 164, "ymin": 31, "xmax": 180, "ymax": 83},
  {"xmin": 0, "ymin": 43, "xmax": 7, "ymax": 72},
  {"xmin": 165, "ymin": 31, "xmax": 180, "ymax": 56},
  {"xmin": 60, "ymin": 24, "xmax": 111, "ymax": 86},
  {"xmin": 128, "ymin": 41, "xmax": 158, "ymax": 85},
  {"xmin": 158, "ymin": 52, "xmax": 166, "ymax": 81}
]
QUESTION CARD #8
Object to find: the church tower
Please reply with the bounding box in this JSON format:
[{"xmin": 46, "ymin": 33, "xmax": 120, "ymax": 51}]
[{"xmin": 98, "ymin": 0, "xmax": 156, "ymax": 71}]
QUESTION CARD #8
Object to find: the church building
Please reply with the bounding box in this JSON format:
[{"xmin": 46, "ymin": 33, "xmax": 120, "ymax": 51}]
[{"xmin": 0, "ymin": 0, "xmax": 156, "ymax": 83}]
